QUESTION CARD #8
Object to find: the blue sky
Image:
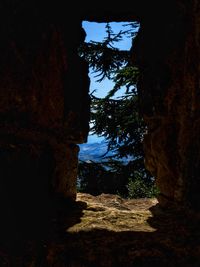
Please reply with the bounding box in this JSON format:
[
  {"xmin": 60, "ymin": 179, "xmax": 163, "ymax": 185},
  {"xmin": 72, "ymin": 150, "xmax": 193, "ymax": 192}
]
[
  {"xmin": 82, "ymin": 21, "xmax": 135, "ymax": 99},
  {"xmin": 82, "ymin": 21, "xmax": 133, "ymax": 50},
  {"xmin": 82, "ymin": 21, "xmax": 139, "ymax": 143}
]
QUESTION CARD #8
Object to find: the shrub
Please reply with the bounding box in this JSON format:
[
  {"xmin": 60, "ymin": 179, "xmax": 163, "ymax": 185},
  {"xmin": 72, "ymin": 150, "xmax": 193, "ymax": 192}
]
[{"xmin": 127, "ymin": 172, "xmax": 160, "ymax": 198}]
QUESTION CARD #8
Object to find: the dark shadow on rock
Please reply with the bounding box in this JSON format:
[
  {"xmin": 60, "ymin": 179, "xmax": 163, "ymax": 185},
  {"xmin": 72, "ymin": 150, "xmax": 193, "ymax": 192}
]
[
  {"xmin": 50, "ymin": 197, "xmax": 88, "ymax": 240},
  {"xmin": 0, "ymin": 143, "xmax": 87, "ymax": 261},
  {"xmin": 45, "ymin": 228, "xmax": 200, "ymax": 267},
  {"xmin": 148, "ymin": 202, "xmax": 200, "ymax": 234},
  {"xmin": 43, "ymin": 203, "xmax": 200, "ymax": 267},
  {"xmin": 0, "ymin": 196, "xmax": 87, "ymax": 266},
  {"xmin": 1, "ymin": 197, "xmax": 200, "ymax": 266}
]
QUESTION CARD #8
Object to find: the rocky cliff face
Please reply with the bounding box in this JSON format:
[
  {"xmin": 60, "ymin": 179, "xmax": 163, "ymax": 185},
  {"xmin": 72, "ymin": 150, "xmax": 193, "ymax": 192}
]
[
  {"xmin": 0, "ymin": 3, "xmax": 91, "ymax": 245},
  {"xmin": 0, "ymin": 3, "xmax": 90, "ymax": 204},
  {"xmin": 0, "ymin": 0, "xmax": 199, "ymax": 250},
  {"xmin": 0, "ymin": 0, "xmax": 200, "ymax": 265},
  {"xmin": 133, "ymin": 0, "xmax": 200, "ymax": 209}
]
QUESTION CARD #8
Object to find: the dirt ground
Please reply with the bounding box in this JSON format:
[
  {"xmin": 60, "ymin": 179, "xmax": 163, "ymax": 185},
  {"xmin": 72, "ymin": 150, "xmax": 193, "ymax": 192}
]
[{"xmin": 1, "ymin": 193, "xmax": 200, "ymax": 266}]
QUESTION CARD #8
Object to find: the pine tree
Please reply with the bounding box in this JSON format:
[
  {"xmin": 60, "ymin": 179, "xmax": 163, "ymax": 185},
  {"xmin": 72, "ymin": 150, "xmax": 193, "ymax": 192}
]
[{"xmin": 78, "ymin": 23, "xmax": 158, "ymax": 198}]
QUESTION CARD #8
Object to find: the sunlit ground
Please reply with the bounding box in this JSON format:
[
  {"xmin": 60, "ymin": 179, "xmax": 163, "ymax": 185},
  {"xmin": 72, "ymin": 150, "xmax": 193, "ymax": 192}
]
[{"xmin": 66, "ymin": 193, "xmax": 158, "ymax": 233}]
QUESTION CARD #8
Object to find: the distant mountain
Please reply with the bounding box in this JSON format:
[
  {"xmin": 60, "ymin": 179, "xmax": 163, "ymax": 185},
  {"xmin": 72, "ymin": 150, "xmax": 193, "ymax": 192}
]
[
  {"xmin": 78, "ymin": 139, "xmax": 132, "ymax": 164},
  {"xmin": 78, "ymin": 140, "xmax": 116, "ymax": 162}
]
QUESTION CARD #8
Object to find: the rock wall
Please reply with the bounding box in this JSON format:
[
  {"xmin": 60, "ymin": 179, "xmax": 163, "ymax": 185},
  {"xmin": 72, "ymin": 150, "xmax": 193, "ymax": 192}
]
[
  {"xmin": 0, "ymin": 1, "xmax": 90, "ymax": 218},
  {"xmin": 0, "ymin": 0, "xmax": 199, "ymax": 217},
  {"xmin": 133, "ymin": 0, "xmax": 200, "ymax": 209}
]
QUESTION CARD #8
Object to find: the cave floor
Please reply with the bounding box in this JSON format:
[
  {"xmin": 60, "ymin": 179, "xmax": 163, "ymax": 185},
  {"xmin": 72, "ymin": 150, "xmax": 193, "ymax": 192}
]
[{"xmin": 1, "ymin": 193, "xmax": 200, "ymax": 266}]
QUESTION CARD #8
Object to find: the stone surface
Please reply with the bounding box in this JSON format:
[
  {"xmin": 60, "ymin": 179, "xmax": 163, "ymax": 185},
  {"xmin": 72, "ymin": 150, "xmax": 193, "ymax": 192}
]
[
  {"xmin": 0, "ymin": 2, "xmax": 200, "ymax": 265},
  {"xmin": 0, "ymin": 3, "xmax": 90, "ymax": 202},
  {"xmin": 1, "ymin": 193, "xmax": 199, "ymax": 266},
  {"xmin": 68, "ymin": 193, "xmax": 158, "ymax": 233},
  {"xmin": 132, "ymin": 0, "xmax": 200, "ymax": 209}
]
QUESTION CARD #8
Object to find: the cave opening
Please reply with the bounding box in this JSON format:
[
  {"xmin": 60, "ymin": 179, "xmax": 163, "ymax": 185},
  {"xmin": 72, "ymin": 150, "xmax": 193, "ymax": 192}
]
[
  {"xmin": 0, "ymin": 2, "xmax": 199, "ymax": 265},
  {"xmin": 77, "ymin": 20, "xmax": 158, "ymax": 199}
]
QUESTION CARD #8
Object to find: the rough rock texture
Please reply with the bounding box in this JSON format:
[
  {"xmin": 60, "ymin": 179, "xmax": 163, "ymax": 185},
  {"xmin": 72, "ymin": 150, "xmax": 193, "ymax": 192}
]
[
  {"xmin": 0, "ymin": 1, "xmax": 200, "ymax": 264},
  {"xmin": 0, "ymin": 2, "xmax": 90, "ymax": 204},
  {"xmin": 1, "ymin": 193, "xmax": 200, "ymax": 266},
  {"xmin": 132, "ymin": 0, "xmax": 200, "ymax": 209},
  {"xmin": 1, "ymin": 0, "xmax": 200, "ymax": 215},
  {"xmin": 0, "ymin": 4, "xmax": 92, "ymax": 252}
]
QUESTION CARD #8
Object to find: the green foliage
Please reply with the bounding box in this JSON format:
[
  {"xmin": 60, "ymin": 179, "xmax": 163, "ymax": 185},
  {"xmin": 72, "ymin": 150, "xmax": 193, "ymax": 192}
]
[
  {"xmin": 90, "ymin": 93, "xmax": 146, "ymax": 159},
  {"xmin": 79, "ymin": 22, "xmax": 139, "ymax": 81},
  {"xmin": 77, "ymin": 160, "xmax": 129, "ymax": 197},
  {"xmin": 127, "ymin": 172, "xmax": 160, "ymax": 198},
  {"xmin": 78, "ymin": 22, "xmax": 158, "ymax": 198}
]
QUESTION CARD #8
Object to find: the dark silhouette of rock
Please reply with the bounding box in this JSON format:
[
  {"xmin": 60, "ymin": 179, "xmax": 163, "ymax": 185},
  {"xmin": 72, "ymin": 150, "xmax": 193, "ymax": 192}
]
[{"xmin": 0, "ymin": 0, "xmax": 200, "ymax": 265}]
